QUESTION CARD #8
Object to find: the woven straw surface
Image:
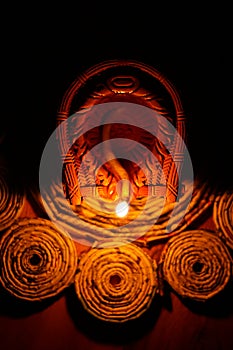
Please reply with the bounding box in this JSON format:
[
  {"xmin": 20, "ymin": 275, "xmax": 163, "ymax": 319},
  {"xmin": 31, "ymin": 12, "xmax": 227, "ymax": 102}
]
[
  {"xmin": 0, "ymin": 218, "xmax": 78, "ymax": 301},
  {"xmin": 74, "ymin": 241, "xmax": 159, "ymax": 322},
  {"xmin": 213, "ymin": 192, "xmax": 233, "ymax": 250},
  {"xmin": 160, "ymin": 229, "xmax": 232, "ymax": 301},
  {"xmin": 0, "ymin": 167, "xmax": 24, "ymax": 232},
  {"xmin": 42, "ymin": 180, "xmax": 215, "ymax": 246}
]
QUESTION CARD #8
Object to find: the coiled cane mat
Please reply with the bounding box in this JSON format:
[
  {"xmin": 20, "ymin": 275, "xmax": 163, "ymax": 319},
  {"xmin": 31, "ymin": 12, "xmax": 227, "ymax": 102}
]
[
  {"xmin": 0, "ymin": 167, "xmax": 24, "ymax": 232},
  {"xmin": 160, "ymin": 229, "xmax": 232, "ymax": 301},
  {"xmin": 0, "ymin": 218, "xmax": 78, "ymax": 301},
  {"xmin": 42, "ymin": 179, "xmax": 215, "ymax": 246},
  {"xmin": 213, "ymin": 191, "xmax": 233, "ymax": 250},
  {"xmin": 74, "ymin": 241, "xmax": 159, "ymax": 322}
]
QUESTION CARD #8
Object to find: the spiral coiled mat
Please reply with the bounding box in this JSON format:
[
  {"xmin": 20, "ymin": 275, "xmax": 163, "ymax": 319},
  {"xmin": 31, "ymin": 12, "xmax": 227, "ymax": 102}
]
[
  {"xmin": 42, "ymin": 179, "xmax": 215, "ymax": 246},
  {"xmin": 74, "ymin": 241, "xmax": 159, "ymax": 322},
  {"xmin": 0, "ymin": 167, "xmax": 24, "ymax": 231},
  {"xmin": 213, "ymin": 192, "xmax": 233, "ymax": 250},
  {"xmin": 0, "ymin": 218, "xmax": 78, "ymax": 301},
  {"xmin": 0, "ymin": 184, "xmax": 232, "ymax": 322},
  {"xmin": 160, "ymin": 229, "xmax": 232, "ymax": 301}
]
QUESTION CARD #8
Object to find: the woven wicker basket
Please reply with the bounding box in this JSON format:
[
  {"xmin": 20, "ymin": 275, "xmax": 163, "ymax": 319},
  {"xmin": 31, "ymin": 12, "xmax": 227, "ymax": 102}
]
[{"xmin": 56, "ymin": 59, "xmax": 186, "ymax": 206}]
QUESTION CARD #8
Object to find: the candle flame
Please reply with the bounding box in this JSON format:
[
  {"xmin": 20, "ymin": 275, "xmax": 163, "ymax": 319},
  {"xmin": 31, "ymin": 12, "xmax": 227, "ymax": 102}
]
[{"xmin": 115, "ymin": 201, "xmax": 129, "ymax": 218}]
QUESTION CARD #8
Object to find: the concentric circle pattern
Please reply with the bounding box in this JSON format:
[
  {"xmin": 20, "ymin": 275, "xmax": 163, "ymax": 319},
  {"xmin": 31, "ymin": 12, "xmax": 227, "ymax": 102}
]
[
  {"xmin": 161, "ymin": 230, "xmax": 232, "ymax": 301},
  {"xmin": 213, "ymin": 192, "xmax": 233, "ymax": 250},
  {"xmin": 0, "ymin": 167, "xmax": 24, "ymax": 232},
  {"xmin": 74, "ymin": 241, "xmax": 159, "ymax": 322},
  {"xmin": 0, "ymin": 218, "xmax": 78, "ymax": 301}
]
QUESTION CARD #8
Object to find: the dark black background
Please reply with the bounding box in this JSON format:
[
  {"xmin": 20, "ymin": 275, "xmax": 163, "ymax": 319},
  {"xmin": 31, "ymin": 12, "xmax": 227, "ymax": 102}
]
[
  {"xmin": 0, "ymin": 6, "xmax": 233, "ymax": 350},
  {"xmin": 1, "ymin": 4, "xmax": 232, "ymax": 191}
]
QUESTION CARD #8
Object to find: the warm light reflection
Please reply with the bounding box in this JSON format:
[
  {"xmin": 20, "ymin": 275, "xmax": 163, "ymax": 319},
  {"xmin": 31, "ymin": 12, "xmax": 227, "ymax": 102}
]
[{"xmin": 115, "ymin": 201, "xmax": 129, "ymax": 217}]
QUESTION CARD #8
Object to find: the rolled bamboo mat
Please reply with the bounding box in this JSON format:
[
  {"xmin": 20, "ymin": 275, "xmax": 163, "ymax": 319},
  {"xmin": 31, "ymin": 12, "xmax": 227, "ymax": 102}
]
[
  {"xmin": 0, "ymin": 218, "xmax": 78, "ymax": 301},
  {"xmin": 160, "ymin": 229, "xmax": 232, "ymax": 301},
  {"xmin": 213, "ymin": 191, "xmax": 233, "ymax": 250},
  {"xmin": 0, "ymin": 167, "xmax": 24, "ymax": 232},
  {"xmin": 74, "ymin": 241, "xmax": 159, "ymax": 322}
]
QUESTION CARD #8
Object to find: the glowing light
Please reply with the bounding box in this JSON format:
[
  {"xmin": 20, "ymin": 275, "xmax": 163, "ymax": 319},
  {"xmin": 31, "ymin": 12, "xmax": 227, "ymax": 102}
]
[{"xmin": 115, "ymin": 201, "xmax": 129, "ymax": 218}]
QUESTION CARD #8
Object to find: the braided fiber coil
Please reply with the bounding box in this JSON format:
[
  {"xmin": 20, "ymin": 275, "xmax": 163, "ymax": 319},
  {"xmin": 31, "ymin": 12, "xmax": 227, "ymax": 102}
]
[
  {"xmin": 213, "ymin": 192, "xmax": 233, "ymax": 250},
  {"xmin": 42, "ymin": 180, "xmax": 215, "ymax": 246},
  {"xmin": 0, "ymin": 167, "xmax": 24, "ymax": 232},
  {"xmin": 75, "ymin": 181, "xmax": 215, "ymax": 244},
  {"xmin": 160, "ymin": 230, "xmax": 232, "ymax": 301},
  {"xmin": 0, "ymin": 218, "xmax": 77, "ymax": 301},
  {"xmin": 74, "ymin": 241, "xmax": 159, "ymax": 322}
]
